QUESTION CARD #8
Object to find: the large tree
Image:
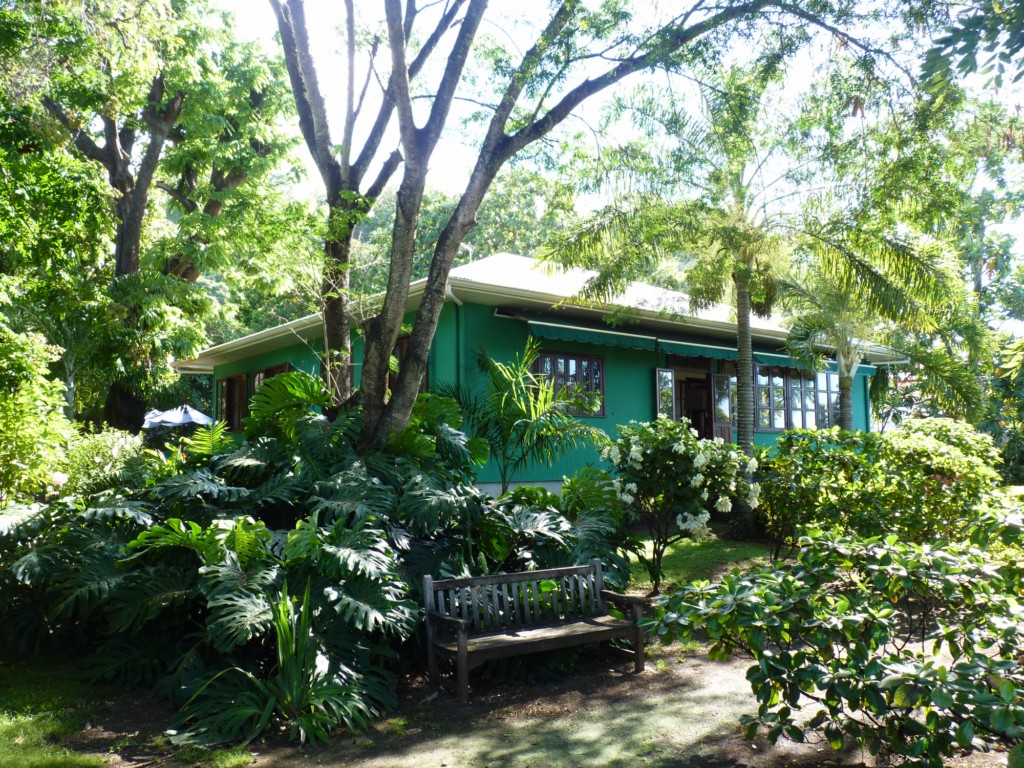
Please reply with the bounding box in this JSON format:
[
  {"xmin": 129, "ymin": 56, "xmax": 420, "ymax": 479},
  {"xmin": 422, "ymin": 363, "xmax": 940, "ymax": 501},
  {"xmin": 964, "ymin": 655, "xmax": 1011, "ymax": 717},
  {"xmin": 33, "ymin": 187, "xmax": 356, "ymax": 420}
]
[
  {"xmin": 269, "ymin": 0, "xmax": 941, "ymax": 449},
  {"xmin": 10, "ymin": 0, "xmax": 295, "ymax": 429}
]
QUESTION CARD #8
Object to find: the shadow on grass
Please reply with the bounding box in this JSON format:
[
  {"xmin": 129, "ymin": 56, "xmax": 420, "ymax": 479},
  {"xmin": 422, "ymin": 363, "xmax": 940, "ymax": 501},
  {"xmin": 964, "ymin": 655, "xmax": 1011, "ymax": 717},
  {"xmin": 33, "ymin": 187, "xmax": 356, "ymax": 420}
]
[{"xmin": 629, "ymin": 533, "xmax": 772, "ymax": 592}]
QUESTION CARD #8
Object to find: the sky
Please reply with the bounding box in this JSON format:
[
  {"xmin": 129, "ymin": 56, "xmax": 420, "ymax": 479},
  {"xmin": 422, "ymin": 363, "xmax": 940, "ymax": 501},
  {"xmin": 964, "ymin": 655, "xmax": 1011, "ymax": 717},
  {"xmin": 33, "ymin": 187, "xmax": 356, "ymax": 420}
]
[{"xmin": 210, "ymin": 0, "xmax": 1024, "ymax": 286}]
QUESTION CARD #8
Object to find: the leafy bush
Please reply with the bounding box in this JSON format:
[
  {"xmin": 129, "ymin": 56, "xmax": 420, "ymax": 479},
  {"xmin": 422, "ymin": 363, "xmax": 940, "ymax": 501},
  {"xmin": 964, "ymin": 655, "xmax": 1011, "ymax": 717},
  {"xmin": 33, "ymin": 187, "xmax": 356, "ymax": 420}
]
[
  {"xmin": 603, "ymin": 418, "xmax": 758, "ymax": 592},
  {"xmin": 647, "ymin": 504, "xmax": 1024, "ymax": 767},
  {"xmin": 63, "ymin": 428, "xmax": 149, "ymax": 496},
  {"xmin": 0, "ymin": 372, "xmax": 632, "ymax": 744},
  {"xmin": 0, "ymin": 325, "xmax": 73, "ymax": 507},
  {"xmin": 757, "ymin": 418, "xmax": 1002, "ymax": 555}
]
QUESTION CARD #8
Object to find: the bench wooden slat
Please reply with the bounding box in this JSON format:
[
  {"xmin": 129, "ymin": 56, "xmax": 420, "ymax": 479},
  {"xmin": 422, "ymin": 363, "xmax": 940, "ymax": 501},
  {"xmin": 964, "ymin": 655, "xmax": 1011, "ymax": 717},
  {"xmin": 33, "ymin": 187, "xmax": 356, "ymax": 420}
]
[
  {"xmin": 433, "ymin": 564, "xmax": 595, "ymax": 590},
  {"xmin": 424, "ymin": 558, "xmax": 645, "ymax": 704}
]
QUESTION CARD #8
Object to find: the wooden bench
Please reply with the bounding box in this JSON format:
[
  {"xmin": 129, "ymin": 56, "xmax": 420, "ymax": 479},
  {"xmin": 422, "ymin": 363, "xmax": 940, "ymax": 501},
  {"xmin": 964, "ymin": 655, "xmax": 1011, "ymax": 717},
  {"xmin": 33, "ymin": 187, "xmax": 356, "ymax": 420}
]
[{"xmin": 423, "ymin": 558, "xmax": 646, "ymax": 704}]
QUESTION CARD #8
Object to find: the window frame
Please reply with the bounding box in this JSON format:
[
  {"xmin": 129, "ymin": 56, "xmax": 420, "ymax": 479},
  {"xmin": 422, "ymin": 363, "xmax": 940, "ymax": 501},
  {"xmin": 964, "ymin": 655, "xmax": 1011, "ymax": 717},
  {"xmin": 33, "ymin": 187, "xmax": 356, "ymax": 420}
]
[
  {"xmin": 216, "ymin": 374, "xmax": 248, "ymax": 433},
  {"xmin": 534, "ymin": 349, "xmax": 606, "ymax": 418}
]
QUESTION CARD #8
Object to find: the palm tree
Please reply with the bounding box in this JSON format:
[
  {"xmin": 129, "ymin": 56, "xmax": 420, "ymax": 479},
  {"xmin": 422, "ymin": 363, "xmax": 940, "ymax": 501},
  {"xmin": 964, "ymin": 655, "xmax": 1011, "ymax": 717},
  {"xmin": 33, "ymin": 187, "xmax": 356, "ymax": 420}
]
[
  {"xmin": 782, "ymin": 223, "xmax": 961, "ymax": 430},
  {"xmin": 437, "ymin": 339, "xmax": 606, "ymax": 495},
  {"xmin": 543, "ymin": 67, "xmax": 792, "ymax": 459}
]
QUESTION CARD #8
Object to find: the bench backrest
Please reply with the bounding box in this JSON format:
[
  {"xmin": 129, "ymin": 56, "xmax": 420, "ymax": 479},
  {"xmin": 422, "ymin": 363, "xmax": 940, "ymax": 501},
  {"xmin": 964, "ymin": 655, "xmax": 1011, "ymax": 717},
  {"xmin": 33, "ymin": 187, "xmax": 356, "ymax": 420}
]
[{"xmin": 423, "ymin": 558, "xmax": 607, "ymax": 633}]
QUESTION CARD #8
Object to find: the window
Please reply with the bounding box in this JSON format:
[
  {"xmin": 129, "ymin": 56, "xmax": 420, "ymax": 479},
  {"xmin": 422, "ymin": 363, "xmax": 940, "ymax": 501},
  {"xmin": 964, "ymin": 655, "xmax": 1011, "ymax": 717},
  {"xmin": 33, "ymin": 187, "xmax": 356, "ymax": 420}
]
[
  {"xmin": 535, "ymin": 350, "xmax": 605, "ymax": 417},
  {"xmin": 816, "ymin": 371, "xmax": 842, "ymax": 428},
  {"xmin": 717, "ymin": 366, "xmax": 842, "ymax": 432},
  {"xmin": 254, "ymin": 363, "xmax": 291, "ymax": 391},
  {"xmin": 755, "ymin": 366, "xmax": 788, "ymax": 430},
  {"xmin": 216, "ymin": 375, "xmax": 248, "ymax": 432}
]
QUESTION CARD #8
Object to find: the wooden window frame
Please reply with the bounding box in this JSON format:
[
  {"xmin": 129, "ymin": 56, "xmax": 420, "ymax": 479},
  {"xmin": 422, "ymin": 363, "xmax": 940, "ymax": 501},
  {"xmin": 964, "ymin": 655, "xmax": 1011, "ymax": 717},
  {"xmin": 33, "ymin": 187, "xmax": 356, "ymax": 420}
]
[
  {"xmin": 216, "ymin": 374, "xmax": 248, "ymax": 433},
  {"xmin": 534, "ymin": 350, "xmax": 606, "ymax": 418}
]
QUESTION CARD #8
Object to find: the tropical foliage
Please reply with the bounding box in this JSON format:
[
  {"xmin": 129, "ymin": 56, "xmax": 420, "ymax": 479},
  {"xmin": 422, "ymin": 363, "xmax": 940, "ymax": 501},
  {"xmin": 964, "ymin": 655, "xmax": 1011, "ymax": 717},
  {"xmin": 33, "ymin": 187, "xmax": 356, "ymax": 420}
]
[
  {"xmin": 756, "ymin": 418, "xmax": 1002, "ymax": 556},
  {"xmin": 0, "ymin": 323, "xmax": 73, "ymax": 507},
  {"xmin": 0, "ymin": 371, "xmax": 632, "ymax": 743},
  {"xmin": 438, "ymin": 340, "xmax": 605, "ymax": 494},
  {"xmin": 647, "ymin": 506, "xmax": 1024, "ymax": 768},
  {"xmin": 603, "ymin": 418, "xmax": 758, "ymax": 593}
]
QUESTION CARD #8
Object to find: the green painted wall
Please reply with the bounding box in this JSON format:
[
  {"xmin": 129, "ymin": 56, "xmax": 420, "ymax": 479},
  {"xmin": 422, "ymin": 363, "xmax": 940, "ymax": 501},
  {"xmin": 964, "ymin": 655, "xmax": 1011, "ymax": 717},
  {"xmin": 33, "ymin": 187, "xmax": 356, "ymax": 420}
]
[{"xmin": 209, "ymin": 300, "xmax": 875, "ymax": 486}]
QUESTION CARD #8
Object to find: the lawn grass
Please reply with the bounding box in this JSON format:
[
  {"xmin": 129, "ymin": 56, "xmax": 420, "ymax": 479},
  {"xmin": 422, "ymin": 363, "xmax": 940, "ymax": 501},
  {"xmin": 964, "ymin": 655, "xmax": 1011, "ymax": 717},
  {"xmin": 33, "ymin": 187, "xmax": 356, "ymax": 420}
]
[
  {"xmin": 0, "ymin": 662, "xmax": 105, "ymax": 768},
  {"xmin": 628, "ymin": 530, "xmax": 772, "ymax": 592},
  {"xmin": 0, "ymin": 661, "xmax": 251, "ymax": 768}
]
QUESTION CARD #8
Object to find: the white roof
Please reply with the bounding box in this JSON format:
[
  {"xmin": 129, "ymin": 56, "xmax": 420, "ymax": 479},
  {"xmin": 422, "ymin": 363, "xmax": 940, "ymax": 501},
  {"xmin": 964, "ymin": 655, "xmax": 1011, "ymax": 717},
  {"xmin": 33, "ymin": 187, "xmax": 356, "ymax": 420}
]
[{"xmin": 175, "ymin": 253, "xmax": 836, "ymax": 373}]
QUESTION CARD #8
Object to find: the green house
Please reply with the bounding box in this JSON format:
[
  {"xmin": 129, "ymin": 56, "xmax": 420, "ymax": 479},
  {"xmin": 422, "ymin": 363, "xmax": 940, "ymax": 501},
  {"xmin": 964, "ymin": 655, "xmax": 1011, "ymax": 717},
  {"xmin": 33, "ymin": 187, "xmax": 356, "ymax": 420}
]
[{"xmin": 176, "ymin": 254, "xmax": 882, "ymax": 494}]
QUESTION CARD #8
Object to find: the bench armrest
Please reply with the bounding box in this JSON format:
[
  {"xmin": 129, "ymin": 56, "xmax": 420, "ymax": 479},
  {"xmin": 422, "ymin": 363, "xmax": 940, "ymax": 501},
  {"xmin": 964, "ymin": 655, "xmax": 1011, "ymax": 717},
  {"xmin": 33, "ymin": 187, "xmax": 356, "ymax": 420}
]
[
  {"xmin": 600, "ymin": 590, "xmax": 647, "ymax": 607},
  {"xmin": 427, "ymin": 611, "xmax": 472, "ymax": 631}
]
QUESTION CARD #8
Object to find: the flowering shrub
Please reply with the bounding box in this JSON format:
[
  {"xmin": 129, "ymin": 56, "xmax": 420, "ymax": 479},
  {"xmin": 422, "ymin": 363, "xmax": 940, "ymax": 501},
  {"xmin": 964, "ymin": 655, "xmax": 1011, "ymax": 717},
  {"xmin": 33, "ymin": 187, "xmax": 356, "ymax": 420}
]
[
  {"xmin": 602, "ymin": 417, "xmax": 758, "ymax": 591},
  {"xmin": 757, "ymin": 418, "xmax": 1003, "ymax": 556}
]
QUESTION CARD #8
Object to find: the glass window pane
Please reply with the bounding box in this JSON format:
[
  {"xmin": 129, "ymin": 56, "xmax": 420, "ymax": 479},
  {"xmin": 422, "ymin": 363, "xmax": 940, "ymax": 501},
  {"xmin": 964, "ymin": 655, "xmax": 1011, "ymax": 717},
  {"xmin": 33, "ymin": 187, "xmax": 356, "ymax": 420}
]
[
  {"xmin": 772, "ymin": 387, "xmax": 785, "ymax": 410},
  {"xmin": 580, "ymin": 358, "xmax": 589, "ymax": 387},
  {"xmin": 592, "ymin": 360, "xmax": 602, "ymax": 391},
  {"xmin": 758, "ymin": 387, "xmax": 770, "ymax": 406},
  {"xmin": 773, "ymin": 408, "xmax": 786, "ymax": 429},
  {"xmin": 772, "ymin": 369, "xmax": 784, "ymax": 389},
  {"xmin": 817, "ymin": 371, "xmax": 828, "ymax": 390},
  {"xmin": 657, "ymin": 369, "xmax": 674, "ymax": 417},
  {"xmin": 756, "ymin": 366, "xmax": 769, "ymax": 387},
  {"xmin": 758, "ymin": 407, "xmax": 770, "ymax": 427},
  {"xmin": 804, "ymin": 410, "xmax": 816, "ymax": 429}
]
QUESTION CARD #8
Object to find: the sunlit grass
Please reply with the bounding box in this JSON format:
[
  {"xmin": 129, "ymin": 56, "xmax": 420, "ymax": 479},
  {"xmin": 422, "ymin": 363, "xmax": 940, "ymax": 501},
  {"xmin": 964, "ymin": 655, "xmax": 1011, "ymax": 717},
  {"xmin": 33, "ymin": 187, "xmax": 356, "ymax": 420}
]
[
  {"xmin": 0, "ymin": 662, "xmax": 104, "ymax": 768},
  {"xmin": 628, "ymin": 532, "xmax": 772, "ymax": 592}
]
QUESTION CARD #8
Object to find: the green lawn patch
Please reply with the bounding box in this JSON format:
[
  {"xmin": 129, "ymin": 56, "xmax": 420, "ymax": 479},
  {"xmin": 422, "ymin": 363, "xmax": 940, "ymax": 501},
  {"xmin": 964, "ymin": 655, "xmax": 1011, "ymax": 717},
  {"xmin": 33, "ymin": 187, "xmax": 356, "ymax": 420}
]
[
  {"xmin": 628, "ymin": 533, "xmax": 772, "ymax": 592},
  {"xmin": 0, "ymin": 661, "xmax": 251, "ymax": 768},
  {"xmin": 0, "ymin": 662, "xmax": 105, "ymax": 768}
]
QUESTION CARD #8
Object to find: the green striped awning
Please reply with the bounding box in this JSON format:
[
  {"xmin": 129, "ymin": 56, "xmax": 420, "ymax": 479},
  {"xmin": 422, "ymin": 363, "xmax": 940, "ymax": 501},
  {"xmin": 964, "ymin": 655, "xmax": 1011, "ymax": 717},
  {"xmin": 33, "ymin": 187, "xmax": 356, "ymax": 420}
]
[
  {"xmin": 658, "ymin": 339, "xmax": 737, "ymax": 360},
  {"xmin": 527, "ymin": 321, "xmax": 657, "ymax": 351}
]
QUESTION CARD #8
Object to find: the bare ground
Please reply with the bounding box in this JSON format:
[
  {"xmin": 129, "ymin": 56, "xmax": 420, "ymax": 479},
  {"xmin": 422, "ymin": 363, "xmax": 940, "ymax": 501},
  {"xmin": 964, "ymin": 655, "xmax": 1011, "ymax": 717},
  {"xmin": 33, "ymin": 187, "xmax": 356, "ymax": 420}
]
[{"xmin": 69, "ymin": 643, "xmax": 1009, "ymax": 768}]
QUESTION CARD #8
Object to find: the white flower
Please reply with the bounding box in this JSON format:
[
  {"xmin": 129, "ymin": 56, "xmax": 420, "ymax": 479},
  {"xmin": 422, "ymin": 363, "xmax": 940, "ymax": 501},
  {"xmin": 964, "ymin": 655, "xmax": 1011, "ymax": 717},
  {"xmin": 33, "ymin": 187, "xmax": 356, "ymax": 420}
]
[
  {"xmin": 729, "ymin": 451, "xmax": 739, "ymax": 462},
  {"xmin": 713, "ymin": 437, "xmax": 724, "ymax": 445},
  {"xmin": 600, "ymin": 446, "xmax": 610, "ymax": 461},
  {"xmin": 619, "ymin": 492, "xmax": 634, "ymax": 504},
  {"xmin": 657, "ymin": 412, "xmax": 668, "ymax": 420},
  {"xmin": 746, "ymin": 457, "xmax": 759, "ymax": 474},
  {"xmin": 690, "ymin": 473, "xmax": 704, "ymax": 487},
  {"xmin": 747, "ymin": 483, "xmax": 761, "ymax": 510},
  {"xmin": 689, "ymin": 428, "xmax": 698, "ymax": 438},
  {"xmin": 673, "ymin": 440, "xmax": 688, "ymax": 454},
  {"xmin": 693, "ymin": 453, "xmax": 708, "ymax": 469},
  {"xmin": 625, "ymin": 482, "xmax": 638, "ymax": 493},
  {"xmin": 49, "ymin": 471, "xmax": 69, "ymax": 487},
  {"xmin": 714, "ymin": 496, "xmax": 733, "ymax": 513},
  {"xmin": 700, "ymin": 489, "xmax": 709, "ymax": 500},
  {"xmin": 608, "ymin": 445, "xmax": 621, "ymax": 465}
]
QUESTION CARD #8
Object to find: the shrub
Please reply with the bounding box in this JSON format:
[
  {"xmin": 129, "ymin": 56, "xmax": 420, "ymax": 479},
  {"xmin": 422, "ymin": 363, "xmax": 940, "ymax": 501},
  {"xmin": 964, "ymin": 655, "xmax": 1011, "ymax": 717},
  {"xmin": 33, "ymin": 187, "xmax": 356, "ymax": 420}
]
[
  {"xmin": 63, "ymin": 428, "xmax": 149, "ymax": 497},
  {"xmin": 647, "ymin": 508, "xmax": 1024, "ymax": 768},
  {"xmin": 0, "ymin": 372, "xmax": 633, "ymax": 744},
  {"xmin": 0, "ymin": 326, "xmax": 73, "ymax": 507},
  {"xmin": 757, "ymin": 418, "xmax": 1002, "ymax": 555},
  {"xmin": 603, "ymin": 418, "xmax": 758, "ymax": 592}
]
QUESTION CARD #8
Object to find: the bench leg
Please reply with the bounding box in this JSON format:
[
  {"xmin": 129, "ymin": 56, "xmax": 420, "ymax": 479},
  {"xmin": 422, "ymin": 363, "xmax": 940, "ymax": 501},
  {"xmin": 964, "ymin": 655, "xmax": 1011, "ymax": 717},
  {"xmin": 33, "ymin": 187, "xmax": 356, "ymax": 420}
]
[
  {"xmin": 427, "ymin": 642, "xmax": 439, "ymax": 688},
  {"xmin": 457, "ymin": 630, "xmax": 469, "ymax": 704},
  {"xmin": 633, "ymin": 605, "xmax": 645, "ymax": 673}
]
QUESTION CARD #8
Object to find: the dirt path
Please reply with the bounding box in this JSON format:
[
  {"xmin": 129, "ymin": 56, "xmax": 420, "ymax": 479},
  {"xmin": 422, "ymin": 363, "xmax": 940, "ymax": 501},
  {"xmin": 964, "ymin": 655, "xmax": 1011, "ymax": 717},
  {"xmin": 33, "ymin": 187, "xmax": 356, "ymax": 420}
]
[{"xmin": 80, "ymin": 643, "xmax": 1008, "ymax": 768}]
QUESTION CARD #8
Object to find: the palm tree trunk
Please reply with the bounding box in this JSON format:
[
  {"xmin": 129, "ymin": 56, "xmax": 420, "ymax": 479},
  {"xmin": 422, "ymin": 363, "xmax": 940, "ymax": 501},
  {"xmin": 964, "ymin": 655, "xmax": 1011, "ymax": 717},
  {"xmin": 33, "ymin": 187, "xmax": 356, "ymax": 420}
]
[
  {"xmin": 734, "ymin": 271, "xmax": 754, "ymax": 455},
  {"xmin": 839, "ymin": 375, "xmax": 854, "ymax": 431},
  {"xmin": 732, "ymin": 269, "xmax": 758, "ymax": 538}
]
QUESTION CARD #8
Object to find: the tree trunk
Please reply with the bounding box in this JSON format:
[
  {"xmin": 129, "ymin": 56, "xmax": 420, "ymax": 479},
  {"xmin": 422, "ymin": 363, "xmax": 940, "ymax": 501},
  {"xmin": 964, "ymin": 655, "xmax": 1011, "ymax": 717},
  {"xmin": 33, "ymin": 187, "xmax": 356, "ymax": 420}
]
[
  {"xmin": 322, "ymin": 203, "xmax": 356, "ymax": 406},
  {"xmin": 734, "ymin": 270, "xmax": 754, "ymax": 455},
  {"xmin": 731, "ymin": 267, "xmax": 759, "ymax": 538},
  {"xmin": 839, "ymin": 375, "xmax": 855, "ymax": 431}
]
